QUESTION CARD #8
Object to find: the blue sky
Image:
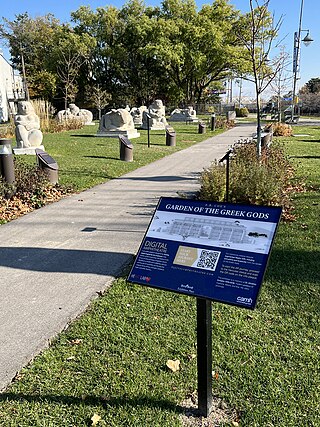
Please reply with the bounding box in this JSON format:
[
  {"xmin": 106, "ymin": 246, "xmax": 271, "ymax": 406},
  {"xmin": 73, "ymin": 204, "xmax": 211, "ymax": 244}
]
[{"xmin": 1, "ymin": 0, "xmax": 319, "ymax": 99}]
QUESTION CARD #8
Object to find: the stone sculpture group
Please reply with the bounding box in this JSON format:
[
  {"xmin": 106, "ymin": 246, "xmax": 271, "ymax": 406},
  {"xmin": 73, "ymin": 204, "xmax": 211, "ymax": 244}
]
[
  {"xmin": 97, "ymin": 108, "xmax": 140, "ymax": 139},
  {"xmin": 141, "ymin": 99, "xmax": 168, "ymax": 130},
  {"xmin": 57, "ymin": 103, "xmax": 94, "ymax": 125},
  {"xmin": 169, "ymin": 106, "xmax": 198, "ymax": 122},
  {"xmin": 96, "ymin": 99, "xmax": 198, "ymax": 138},
  {"xmin": 130, "ymin": 106, "xmax": 147, "ymax": 126},
  {"xmin": 96, "ymin": 99, "xmax": 170, "ymax": 138},
  {"xmin": 12, "ymin": 98, "xmax": 197, "ymax": 151}
]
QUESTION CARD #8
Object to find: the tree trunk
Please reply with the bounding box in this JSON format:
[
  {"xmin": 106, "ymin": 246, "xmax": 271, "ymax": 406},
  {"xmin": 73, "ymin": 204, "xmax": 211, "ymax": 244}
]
[{"xmin": 256, "ymin": 92, "xmax": 262, "ymax": 158}]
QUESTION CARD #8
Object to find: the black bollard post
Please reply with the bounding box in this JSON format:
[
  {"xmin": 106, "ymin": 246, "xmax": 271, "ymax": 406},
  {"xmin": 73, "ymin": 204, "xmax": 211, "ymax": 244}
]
[
  {"xmin": 210, "ymin": 113, "xmax": 216, "ymax": 131},
  {"xmin": 0, "ymin": 139, "xmax": 15, "ymax": 184}
]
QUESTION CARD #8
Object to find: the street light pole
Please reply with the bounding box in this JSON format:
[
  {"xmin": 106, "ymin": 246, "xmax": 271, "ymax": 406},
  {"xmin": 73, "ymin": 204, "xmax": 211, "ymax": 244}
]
[{"xmin": 291, "ymin": 0, "xmax": 313, "ymax": 122}]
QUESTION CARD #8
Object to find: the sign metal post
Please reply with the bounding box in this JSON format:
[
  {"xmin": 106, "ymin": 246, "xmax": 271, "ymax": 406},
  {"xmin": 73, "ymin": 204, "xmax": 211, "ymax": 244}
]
[
  {"xmin": 219, "ymin": 149, "xmax": 232, "ymax": 202},
  {"xmin": 197, "ymin": 298, "xmax": 213, "ymax": 417}
]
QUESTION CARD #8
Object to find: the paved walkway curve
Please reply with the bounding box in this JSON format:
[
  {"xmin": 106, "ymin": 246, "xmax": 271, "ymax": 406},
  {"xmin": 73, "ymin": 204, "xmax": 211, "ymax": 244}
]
[{"xmin": 0, "ymin": 123, "xmax": 256, "ymax": 391}]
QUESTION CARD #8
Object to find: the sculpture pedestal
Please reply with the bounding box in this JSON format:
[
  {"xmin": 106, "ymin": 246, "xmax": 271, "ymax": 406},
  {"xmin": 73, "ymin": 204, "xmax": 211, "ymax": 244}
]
[
  {"xmin": 170, "ymin": 116, "xmax": 199, "ymax": 123},
  {"xmin": 140, "ymin": 123, "xmax": 167, "ymax": 130},
  {"xmin": 13, "ymin": 145, "xmax": 45, "ymax": 155},
  {"xmin": 96, "ymin": 129, "xmax": 140, "ymax": 139}
]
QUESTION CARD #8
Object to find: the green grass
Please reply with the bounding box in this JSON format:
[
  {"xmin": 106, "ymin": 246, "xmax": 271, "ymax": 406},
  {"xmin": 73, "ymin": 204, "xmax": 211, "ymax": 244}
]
[
  {"xmin": 0, "ymin": 125, "xmax": 319, "ymax": 426},
  {"xmin": 18, "ymin": 121, "xmax": 221, "ymax": 191}
]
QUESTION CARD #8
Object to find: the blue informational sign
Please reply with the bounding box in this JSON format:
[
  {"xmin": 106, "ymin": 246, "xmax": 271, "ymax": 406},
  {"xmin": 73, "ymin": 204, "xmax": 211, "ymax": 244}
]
[{"xmin": 128, "ymin": 197, "xmax": 282, "ymax": 309}]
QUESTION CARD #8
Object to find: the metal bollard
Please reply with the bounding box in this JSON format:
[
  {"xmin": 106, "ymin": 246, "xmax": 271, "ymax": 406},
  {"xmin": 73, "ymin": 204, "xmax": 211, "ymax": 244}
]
[
  {"xmin": 0, "ymin": 138, "xmax": 15, "ymax": 184},
  {"xmin": 119, "ymin": 135, "xmax": 133, "ymax": 162},
  {"xmin": 198, "ymin": 122, "xmax": 206, "ymax": 134},
  {"xmin": 36, "ymin": 149, "xmax": 59, "ymax": 184},
  {"xmin": 210, "ymin": 113, "xmax": 216, "ymax": 131},
  {"xmin": 166, "ymin": 128, "xmax": 176, "ymax": 146}
]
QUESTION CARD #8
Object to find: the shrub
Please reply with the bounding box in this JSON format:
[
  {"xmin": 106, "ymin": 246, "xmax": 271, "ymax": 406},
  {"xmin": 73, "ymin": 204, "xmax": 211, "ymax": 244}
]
[
  {"xmin": 235, "ymin": 107, "xmax": 249, "ymax": 117},
  {"xmin": 0, "ymin": 158, "xmax": 49, "ymax": 205},
  {"xmin": 198, "ymin": 160, "xmax": 226, "ymax": 201},
  {"xmin": 31, "ymin": 99, "xmax": 55, "ymax": 133},
  {"xmin": 48, "ymin": 117, "xmax": 84, "ymax": 133},
  {"xmin": 0, "ymin": 158, "xmax": 74, "ymax": 223},
  {"xmin": 271, "ymin": 122, "xmax": 293, "ymax": 136},
  {"xmin": 198, "ymin": 141, "xmax": 295, "ymax": 211},
  {"xmin": 31, "ymin": 99, "xmax": 85, "ymax": 133},
  {"xmin": 215, "ymin": 116, "xmax": 235, "ymax": 129},
  {"xmin": 13, "ymin": 158, "xmax": 49, "ymax": 199},
  {"xmin": 0, "ymin": 121, "xmax": 15, "ymax": 139}
]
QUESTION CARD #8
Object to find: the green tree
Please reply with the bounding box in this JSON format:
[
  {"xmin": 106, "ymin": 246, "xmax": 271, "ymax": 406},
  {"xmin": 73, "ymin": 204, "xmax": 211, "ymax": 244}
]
[
  {"xmin": 72, "ymin": 1, "xmax": 164, "ymax": 106},
  {"xmin": 303, "ymin": 77, "xmax": 320, "ymax": 94},
  {"xmin": 147, "ymin": 0, "xmax": 247, "ymax": 104},
  {"xmin": 71, "ymin": 5, "xmax": 121, "ymax": 104},
  {"xmin": 0, "ymin": 13, "xmax": 61, "ymax": 99},
  {"xmin": 71, "ymin": 0, "xmax": 249, "ymax": 106},
  {"xmin": 0, "ymin": 13, "xmax": 95, "ymax": 106}
]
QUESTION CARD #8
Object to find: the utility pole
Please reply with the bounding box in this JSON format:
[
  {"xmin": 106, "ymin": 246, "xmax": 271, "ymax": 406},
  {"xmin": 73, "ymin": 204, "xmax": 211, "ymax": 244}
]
[{"xmin": 20, "ymin": 45, "xmax": 30, "ymax": 101}]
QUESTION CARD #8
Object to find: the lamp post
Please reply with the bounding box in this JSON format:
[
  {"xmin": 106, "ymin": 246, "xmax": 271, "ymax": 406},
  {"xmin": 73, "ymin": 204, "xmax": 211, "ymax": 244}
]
[{"xmin": 291, "ymin": 0, "xmax": 313, "ymax": 122}]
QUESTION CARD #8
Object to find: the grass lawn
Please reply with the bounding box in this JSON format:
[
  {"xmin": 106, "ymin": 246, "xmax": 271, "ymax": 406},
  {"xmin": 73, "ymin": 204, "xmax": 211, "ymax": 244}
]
[
  {"xmin": 0, "ymin": 124, "xmax": 319, "ymax": 426},
  {"xmin": 13, "ymin": 120, "xmax": 221, "ymax": 192}
]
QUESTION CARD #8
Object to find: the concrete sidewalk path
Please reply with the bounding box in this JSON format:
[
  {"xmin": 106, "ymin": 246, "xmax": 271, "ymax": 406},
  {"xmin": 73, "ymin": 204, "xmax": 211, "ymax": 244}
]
[{"xmin": 0, "ymin": 123, "xmax": 256, "ymax": 391}]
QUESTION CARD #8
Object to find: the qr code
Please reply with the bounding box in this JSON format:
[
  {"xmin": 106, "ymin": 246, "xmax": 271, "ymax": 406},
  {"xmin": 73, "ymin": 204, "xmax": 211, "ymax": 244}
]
[{"xmin": 196, "ymin": 250, "xmax": 221, "ymax": 271}]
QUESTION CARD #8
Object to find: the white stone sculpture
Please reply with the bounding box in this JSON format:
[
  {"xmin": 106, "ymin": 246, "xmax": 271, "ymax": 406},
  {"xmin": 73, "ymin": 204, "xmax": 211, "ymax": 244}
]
[
  {"xmin": 141, "ymin": 99, "xmax": 168, "ymax": 130},
  {"xmin": 13, "ymin": 101, "xmax": 44, "ymax": 154},
  {"xmin": 57, "ymin": 103, "xmax": 94, "ymax": 125},
  {"xmin": 169, "ymin": 106, "xmax": 198, "ymax": 122},
  {"xmin": 130, "ymin": 106, "xmax": 147, "ymax": 126},
  {"xmin": 97, "ymin": 108, "xmax": 140, "ymax": 139}
]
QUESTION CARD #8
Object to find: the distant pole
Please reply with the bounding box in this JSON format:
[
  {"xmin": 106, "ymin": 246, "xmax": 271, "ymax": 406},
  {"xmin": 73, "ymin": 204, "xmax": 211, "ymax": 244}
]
[
  {"xmin": 291, "ymin": 0, "xmax": 304, "ymax": 121},
  {"xmin": 238, "ymin": 78, "xmax": 243, "ymax": 106},
  {"xmin": 20, "ymin": 45, "xmax": 30, "ymax": 102},
  {"xmin": 291, "ymin": 0, "xmax": 313, "ymax": 121},
  {"xmin": 147, "ymin": 114, "xmax": 151, "ymax": 148}
]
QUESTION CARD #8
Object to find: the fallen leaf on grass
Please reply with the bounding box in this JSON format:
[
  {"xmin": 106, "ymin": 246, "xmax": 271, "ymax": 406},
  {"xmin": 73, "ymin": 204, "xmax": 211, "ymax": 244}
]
[
  {"xmin": 187, "ymin": 353, "xmax": 196, "ymax": 361},
  {"xmin": 66, "ymin": 356, "xmax": 76, "ymax": 361},
  {"xmin": 70, "ymin": 339, "xmax": 83, "ymax": 345},
  {"xmin": 212, "ymin": 370, "xmax": 219, "ymax": 380},
  {"xmin": 91, "ymin": 413, "xmax": 101, "ymax": 425},
  {"xmin": 166, "ymin": 359, "xmax": 180, "ymax": 372}
]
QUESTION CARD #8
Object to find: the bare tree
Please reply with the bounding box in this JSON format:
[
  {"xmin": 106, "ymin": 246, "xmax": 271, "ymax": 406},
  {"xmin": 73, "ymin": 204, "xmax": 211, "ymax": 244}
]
[
  {"xmin": 86, "ymin": 85, "xmax": 111, "ymax": 120},
  {"xmin": 269, "ymin": 46, "xmax": 292, "ymax": 122},
  {"xmin": 56, "ymin": 48, "xmax": 86, "ymax": 112},
  {"xmin": 236, "ymin": 0, "xmax": 283, "ymax": 156}
]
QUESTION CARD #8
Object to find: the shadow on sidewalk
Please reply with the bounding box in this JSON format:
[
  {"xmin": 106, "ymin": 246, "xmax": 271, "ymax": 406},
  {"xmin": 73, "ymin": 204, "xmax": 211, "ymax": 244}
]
[
  {"xmin": 118, "ymin": 175, "xmax": 196, "ymax": 182},
  {"xmin": 0, "ymin": 247, "xmax": 133, "ymax": 275}
]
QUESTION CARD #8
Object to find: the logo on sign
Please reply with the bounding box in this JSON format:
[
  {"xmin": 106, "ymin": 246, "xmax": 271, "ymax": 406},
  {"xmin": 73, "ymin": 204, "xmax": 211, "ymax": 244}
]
[{"xmin": 237, "ymin": 296, "xmax": 253, "ymax": 305}]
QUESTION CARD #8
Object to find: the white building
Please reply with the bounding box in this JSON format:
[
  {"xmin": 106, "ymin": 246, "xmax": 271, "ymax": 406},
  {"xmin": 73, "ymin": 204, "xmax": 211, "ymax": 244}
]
[{"xmin": 0, "ymin": 49, "xmax": 24, "ymax": 123}]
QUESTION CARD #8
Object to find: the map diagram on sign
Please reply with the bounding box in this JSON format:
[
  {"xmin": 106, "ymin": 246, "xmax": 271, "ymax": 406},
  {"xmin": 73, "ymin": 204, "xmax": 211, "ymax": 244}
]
[{"xmin": 147, "ymin": 211, "xmax": 277, "ymax": 255}]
